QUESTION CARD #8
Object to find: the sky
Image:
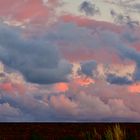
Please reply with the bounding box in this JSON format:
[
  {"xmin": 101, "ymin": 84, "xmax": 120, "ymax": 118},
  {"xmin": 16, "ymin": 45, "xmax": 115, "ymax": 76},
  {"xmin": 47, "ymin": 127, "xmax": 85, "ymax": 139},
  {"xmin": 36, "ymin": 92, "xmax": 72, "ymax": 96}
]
[{"xmin": 0, "ymin": 0, "xmax": 140, "ymax": 122}]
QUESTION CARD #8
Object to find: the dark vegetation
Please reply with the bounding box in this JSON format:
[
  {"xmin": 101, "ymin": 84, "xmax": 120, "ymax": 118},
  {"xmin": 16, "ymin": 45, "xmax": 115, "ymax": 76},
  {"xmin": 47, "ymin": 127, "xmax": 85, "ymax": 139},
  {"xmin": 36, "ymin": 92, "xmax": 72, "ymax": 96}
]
[{"xmin": 0, "ymin": 123, "xmax": 139, "ymax": 140}]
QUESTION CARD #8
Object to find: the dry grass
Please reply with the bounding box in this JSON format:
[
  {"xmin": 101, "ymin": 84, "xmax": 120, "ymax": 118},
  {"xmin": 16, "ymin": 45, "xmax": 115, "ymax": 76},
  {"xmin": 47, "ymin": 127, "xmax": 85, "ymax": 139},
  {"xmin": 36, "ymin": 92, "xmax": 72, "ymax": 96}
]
[
  {"xmin": 103, "ymin": 124, "xmax": 126, "ymax": 140},
  {"xmin": 113, "ymin": 124, "xmax": 126, "ymax": 140}
]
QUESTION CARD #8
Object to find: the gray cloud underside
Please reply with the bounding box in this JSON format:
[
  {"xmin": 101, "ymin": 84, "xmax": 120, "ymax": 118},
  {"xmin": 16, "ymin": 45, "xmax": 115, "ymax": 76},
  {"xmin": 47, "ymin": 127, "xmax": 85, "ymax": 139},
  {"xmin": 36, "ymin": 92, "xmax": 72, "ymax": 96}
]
[
  {"xmin": 0, "ymin": 23, "xmax": 72, "ymax": 84},
  {"xmin": 106, "ymin": 74, "xmax": 133, "ymax": 85}
]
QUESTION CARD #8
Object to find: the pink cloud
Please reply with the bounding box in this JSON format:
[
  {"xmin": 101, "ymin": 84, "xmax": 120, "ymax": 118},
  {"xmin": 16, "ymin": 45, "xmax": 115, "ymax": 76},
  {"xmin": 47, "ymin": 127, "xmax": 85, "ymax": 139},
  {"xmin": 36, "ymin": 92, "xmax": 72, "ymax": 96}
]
[
  {"xmin": 128, "ymin": 82, "xmax": 140, "ymax": 93},
  {"xmin": 61, "ymin": 46, "xmax": 123, "ymax": 64},
  {"xmin": 50, "ymin": 94, "xmax": 78, "ymax": 116},
  {"xmin": 0, "ymin": 82, "xmax": 14, "ymax": 93},
  {"xmin": 0, "ymin": 0, "xmax": 60, "ymax": 26},
  {"xmin": 61, "ymin": 15, "xmax": 122, "ymax": 33},
  {"xmin": 0, "ymin": 1, "xmax": 140, "ymax": 121},
  {"xmin": 53, "ymin": 82, "xmax": 69, "ymax": 92}
]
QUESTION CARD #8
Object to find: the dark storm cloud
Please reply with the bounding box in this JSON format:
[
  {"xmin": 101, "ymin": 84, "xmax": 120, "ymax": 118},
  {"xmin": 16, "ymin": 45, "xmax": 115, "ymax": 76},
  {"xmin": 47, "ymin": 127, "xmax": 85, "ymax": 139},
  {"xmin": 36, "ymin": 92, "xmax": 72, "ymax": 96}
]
[
  {"xmin": 106, "ymin": 74, "xmax": 133, "ymax": 85},
  {"xmin": 0, "ymin": 23, "xmax": 72, "ymax": 84},
  {"xmin": 80, "ymin": 61, "xmax": 97, "ymax": 76},
  {"xmin": 79, "ymin": 1, "xmax": 100, "ymax": 16}
]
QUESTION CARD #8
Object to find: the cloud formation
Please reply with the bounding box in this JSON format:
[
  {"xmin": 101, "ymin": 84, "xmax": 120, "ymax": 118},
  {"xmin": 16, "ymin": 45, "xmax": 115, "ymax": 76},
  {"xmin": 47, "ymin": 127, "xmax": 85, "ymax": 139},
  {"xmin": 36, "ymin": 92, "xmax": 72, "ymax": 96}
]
[
  {"xmin": 0, "ymin": 23, "xmax": 72, "ymax": 84},
  {"xmin": 0, "ymin": 0, "xmax": 140, "ymax": 122}
]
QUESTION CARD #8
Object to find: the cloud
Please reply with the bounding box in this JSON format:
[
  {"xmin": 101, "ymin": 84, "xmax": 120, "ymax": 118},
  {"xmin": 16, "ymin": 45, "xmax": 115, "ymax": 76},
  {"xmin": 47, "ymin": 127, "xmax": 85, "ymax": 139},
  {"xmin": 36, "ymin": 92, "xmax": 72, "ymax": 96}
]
[
  {"xmin": 42, "ymin": 0, "xmax": 48, "ymax": 4},
  {"xmin": 53, "ymin": 82, "xmax": 69, "ymax": 92},
  {"xmin": 50, "ymin": 94, "xmax": 78, "ymax": 116},
  {"xmin": 0, "ymin": 71, "xmax": 140, "ymax": 121},
  {"xmin": 128, "ymin": 83, "xmax": 140, "ymax": 93},
  {"xmin": 0, "ymin": 58, "xmax": 137, "ymax": 122},
  {"xmin": 0, "ymin": 6, "xmax": 140, "ymax": 121},
  {"xmin": 106, "ymin": 74, "xmax": 133, "ymax": 85},
  {"xmin": 80, "ymin": 60, "xmax": 97, "ymax": 77},
  {"xmin": 0, "ymin": 0, "xmax": 60, "ymax": 25},
  {"xmin": 132, "ymin": 3, "xmax": 140, "ymax": 12},
  {"xmin": 48, "ymin": 16, "xmax": 140, "ymax": 83},
  {"xmin": 0, "ymin": 23, "xmax": 72, "ymax": 84},
  {"xmin": 0, "ymin": 102, "xmax": 27, "ymax": 122},
  {"xmin": 110, "ymin": 8, "xmax": 139, "ymax": 27},
  {"xmin": 47, "ymin": 86, "xmax": 140, "ymax": 121},
  {"xmin": 79, "ymin": 1, "xmax": 100, "ymax": 16}
]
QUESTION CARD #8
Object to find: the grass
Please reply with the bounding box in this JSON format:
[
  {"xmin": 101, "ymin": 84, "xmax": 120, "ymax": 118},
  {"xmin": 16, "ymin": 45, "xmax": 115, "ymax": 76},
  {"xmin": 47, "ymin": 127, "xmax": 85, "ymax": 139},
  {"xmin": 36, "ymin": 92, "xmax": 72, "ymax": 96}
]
[
  {"xmin": 113, "ymin": 124, "xmax": 126, "ymax": 140},
  {"xmin": 82, "ymin": 128, "xmax": 101, "ymax": 140},
  {"xmin": 102, "ymin": 124, "xmax": 126, "ymax": 140},
  {"xmin": 82, "ymin": 124, "xmax": 128, "ymax": 140},
  {"xmin": 103, "ymin": 127, "xmax": 114, "ymax": 140}
]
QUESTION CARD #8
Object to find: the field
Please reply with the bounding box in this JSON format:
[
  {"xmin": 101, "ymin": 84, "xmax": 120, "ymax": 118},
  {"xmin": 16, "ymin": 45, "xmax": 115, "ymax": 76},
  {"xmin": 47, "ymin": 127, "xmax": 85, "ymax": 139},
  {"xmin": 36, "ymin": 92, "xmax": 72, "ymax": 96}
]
[{"xmin": 0, "ymin": 123, "xmax": 139, "ymax": 140}]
